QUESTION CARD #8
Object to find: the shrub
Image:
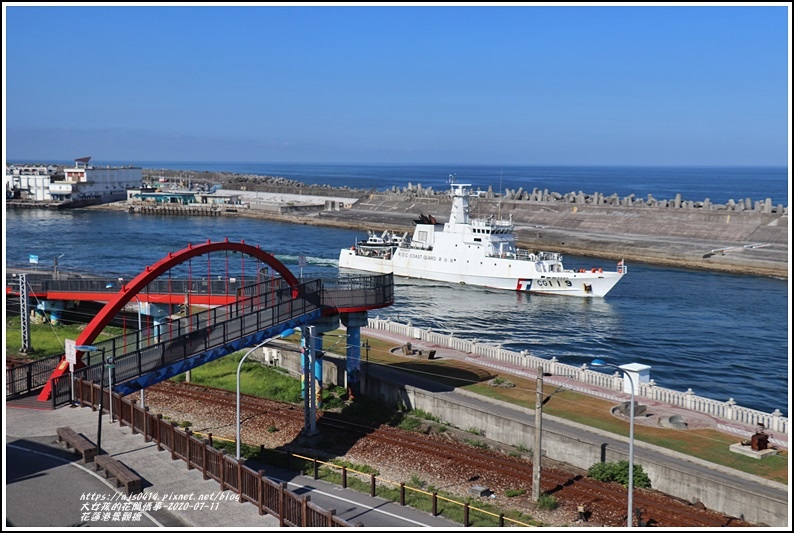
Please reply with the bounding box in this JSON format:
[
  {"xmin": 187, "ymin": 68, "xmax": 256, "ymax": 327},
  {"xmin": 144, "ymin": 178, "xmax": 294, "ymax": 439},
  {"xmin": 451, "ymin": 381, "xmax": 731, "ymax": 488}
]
[
  {"xmin": 537, "ymin": 493, "xmax": 558, "ymax": 510},
  {"xmin": 587, "ymin": 460, "xmax": 651, "ymax": 489},
  {"xmin": 409, "ymin": 474, "xmax": 426, "ymax": 488}
]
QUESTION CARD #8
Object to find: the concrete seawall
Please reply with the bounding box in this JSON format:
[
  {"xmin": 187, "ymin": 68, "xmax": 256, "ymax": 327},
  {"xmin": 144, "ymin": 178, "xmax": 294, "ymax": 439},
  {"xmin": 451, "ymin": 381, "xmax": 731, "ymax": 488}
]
[{"xmin": 257, "ymin": 344, "xmax": 787, "ymax": 527}]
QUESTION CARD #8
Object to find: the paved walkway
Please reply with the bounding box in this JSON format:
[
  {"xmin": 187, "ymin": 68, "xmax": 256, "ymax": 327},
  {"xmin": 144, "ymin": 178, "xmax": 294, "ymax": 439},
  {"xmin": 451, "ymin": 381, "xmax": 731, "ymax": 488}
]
[
  {"xmin": 360, "ymin": 326, "xmax": 788, "ymax": 451},
  {"xmin": 4, "ymin": 400, "xmax": 459, "ymax": 529},
  {"xmin": 5, "ymin": 403, "xmax": 282, "ymax": 528}
]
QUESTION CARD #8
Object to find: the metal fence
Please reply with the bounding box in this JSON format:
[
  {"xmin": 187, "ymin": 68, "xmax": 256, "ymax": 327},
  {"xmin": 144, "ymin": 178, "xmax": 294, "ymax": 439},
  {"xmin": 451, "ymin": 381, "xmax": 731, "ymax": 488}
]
[
  {"xmin": 72, "ymin": 378, "xmax": 359, "ymax": 527},
  {"xmin": 369, "ymin": 318, "xmax": 789, "ymax": 436}
]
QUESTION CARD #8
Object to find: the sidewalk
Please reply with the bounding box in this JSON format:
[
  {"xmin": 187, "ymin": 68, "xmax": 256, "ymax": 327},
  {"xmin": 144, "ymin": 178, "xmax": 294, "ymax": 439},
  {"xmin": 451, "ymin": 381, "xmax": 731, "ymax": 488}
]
[
  {"xmin": 5, "ymin": 395, "xmax": 460, "ymax": 529},
  {"xmin": 5, "ymin": 403, "xmax": 281, "ymax": 528},
  {"xmin": 360, "ymin": 326, "xmax": 788, "ymax": 451}
]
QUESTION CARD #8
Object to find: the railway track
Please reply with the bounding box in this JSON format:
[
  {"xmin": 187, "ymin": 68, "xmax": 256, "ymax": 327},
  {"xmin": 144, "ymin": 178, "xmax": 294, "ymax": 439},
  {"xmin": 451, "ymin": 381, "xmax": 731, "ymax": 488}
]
[{"xmin": 147, "ymin": 381, "xmax": 753, "ymax": 527}]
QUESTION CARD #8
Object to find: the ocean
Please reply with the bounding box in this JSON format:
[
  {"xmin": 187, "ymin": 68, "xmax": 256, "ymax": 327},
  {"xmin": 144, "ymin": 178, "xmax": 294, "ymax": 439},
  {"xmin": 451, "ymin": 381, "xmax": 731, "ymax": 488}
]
[
  {"xmin": 12, "ymin": 160, "xmax": 790, "ymax": 207},
  {"xmin": 3, "ymin": 163, "xmax": 790, "ymax": 417}
]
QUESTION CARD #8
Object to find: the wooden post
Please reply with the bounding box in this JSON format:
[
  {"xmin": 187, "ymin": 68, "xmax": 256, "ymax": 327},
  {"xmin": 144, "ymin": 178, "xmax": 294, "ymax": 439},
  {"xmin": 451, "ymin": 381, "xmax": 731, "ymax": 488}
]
[
  {"xmin": 130, "ymin": 400, "xmax": 138, "ymax": 435},
  {"xmin": 257, "ymin": 470, "xmax": 265, "ymax": 515},
  {"xmin": 219, "ymin": 449, "xmax": 226, "ymax": 491},
  {"xmin": 237, "ymin": 458, "xmax": 245, "ymax": 503},
  {"xmin": 155, "ymin": 414, "xmax": 163, "ymax": 451},
  {"xmin": 301, "ymin": 495, "xmax": 309, "ymax": 527},
  {"xmin": 202, "ymin": 439, "xmax": 209, "ymax": 480},
  {"xmin": 170, "ymin": 422, "xmax": 177, "ymax": 460},
  {"xmin": 143, "ymin": 407, "xmax": 150, "ymax": 442},
  {"xmin": 279, "ymin": 482, "xmax": 286, "ymax": 527},
  {"xmin": 185, "ymin": 429, "xmax": 193, "ymax": 470}
]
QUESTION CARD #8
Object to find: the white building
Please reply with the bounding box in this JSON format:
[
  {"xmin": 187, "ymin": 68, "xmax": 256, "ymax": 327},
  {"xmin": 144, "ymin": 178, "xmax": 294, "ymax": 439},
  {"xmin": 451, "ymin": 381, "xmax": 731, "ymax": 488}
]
[
  {"xmin": 5, "ymin": 164, "xmax": 58, "ymax": 201},
  {"xmin": 6, "ymin": 157, "xmax": 143, "ymax": 205}
]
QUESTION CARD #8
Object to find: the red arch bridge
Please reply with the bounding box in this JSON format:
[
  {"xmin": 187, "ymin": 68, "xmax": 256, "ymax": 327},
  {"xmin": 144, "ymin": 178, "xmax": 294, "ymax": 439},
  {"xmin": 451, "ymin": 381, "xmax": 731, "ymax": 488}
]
[{"xmin": 5, "ymin": 240, "xmax": 393, "ymax": 410}]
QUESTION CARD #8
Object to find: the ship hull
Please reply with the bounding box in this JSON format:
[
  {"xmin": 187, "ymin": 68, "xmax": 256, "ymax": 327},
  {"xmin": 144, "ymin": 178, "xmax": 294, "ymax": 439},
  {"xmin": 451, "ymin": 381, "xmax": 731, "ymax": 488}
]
[{"xmin": 339, "ymin": 248, "xmax": 623, "ymax": 297}]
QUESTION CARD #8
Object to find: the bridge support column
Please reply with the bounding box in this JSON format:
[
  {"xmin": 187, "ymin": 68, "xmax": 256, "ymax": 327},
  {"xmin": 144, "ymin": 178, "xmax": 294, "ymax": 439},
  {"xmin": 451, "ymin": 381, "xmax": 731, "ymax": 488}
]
[
  {"xmin": 36, "ymin": 300, "xmax": 66, "ymax": 326},
  {"xmin": 341, "ymin": 312, "xmax": 368, "ymax": 399},
  {"xmin": 313, "ymin": 335, "xmax": 324, "ymax": 409},
  {"xmin": 309, "ymin": 316, "xmax": 339, "ymax": 409},
  {"xmin": 301, "ymin": 327, "xmax": 319, "ymax": 437},
  {"xmin": 147, "ymin": 304, "xmax": 173, "ymax": 344}
]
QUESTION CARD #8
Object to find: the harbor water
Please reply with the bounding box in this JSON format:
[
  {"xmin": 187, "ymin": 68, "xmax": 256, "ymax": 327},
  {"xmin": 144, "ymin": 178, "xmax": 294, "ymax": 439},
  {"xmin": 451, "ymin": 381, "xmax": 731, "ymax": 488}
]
[{"xmin": 3, "ymin": 164, "xmax": 790, "ymax": 417}]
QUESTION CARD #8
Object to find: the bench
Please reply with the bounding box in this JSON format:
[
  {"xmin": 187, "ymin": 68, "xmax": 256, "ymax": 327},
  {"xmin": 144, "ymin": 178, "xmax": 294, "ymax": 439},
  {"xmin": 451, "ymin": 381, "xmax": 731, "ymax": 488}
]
[
  {"xmin": 56, "ymin": 427, "xmax": 97, "ymax": 464},
  {"xmin": 94, "ymin": 455, "xmax": 143, "ymax": 495}
]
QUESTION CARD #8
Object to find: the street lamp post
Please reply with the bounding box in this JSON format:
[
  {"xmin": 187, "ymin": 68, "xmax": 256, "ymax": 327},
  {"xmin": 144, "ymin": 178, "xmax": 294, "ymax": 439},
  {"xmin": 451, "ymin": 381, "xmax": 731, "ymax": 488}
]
[
  {"xmin": 107, "ymin": 356, "xmax": 116, "ymax": 423},
  {"xmin": 54, "ymin": 253, "xmax": 65, "ymax": 277},
  {"xmin": 77, "ymin": 344, "xmax": 106, "ymax": 455},
  {"xmin": 236, "ymin": 328, "xmax": 298, "ymax": 460},
  {"xmin": 592, "ymin": 359, "xmax": 636, "ymax": 528}
]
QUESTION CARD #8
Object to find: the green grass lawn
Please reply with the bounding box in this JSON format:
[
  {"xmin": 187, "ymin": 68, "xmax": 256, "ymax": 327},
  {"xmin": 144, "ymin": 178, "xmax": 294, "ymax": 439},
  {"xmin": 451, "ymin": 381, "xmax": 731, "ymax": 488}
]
[{"xmin": 5, "ymin": 315, "xmax": 125, "ymax": 360}]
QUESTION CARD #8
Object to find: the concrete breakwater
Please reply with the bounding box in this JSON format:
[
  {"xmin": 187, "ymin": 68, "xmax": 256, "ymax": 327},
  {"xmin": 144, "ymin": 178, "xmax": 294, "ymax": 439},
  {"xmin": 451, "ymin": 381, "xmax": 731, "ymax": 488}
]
[
  {"xmin": 147, "ymin": 168, "xmax": 787, "ymax": 214},
  {"xmin": 319, "ymin": 187, "xmax": 788, "ymax": 279},
  {"xmin": 130, "ymin": 170, "xmax": 790, "ymax": 278}
]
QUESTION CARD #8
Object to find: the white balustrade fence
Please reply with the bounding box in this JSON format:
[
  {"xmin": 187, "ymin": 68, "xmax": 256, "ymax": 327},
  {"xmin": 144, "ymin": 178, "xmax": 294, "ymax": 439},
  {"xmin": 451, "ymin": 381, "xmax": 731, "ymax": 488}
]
[{"xmin": 367, "ymin": 318, "xmax": 788, "ymax": 436}]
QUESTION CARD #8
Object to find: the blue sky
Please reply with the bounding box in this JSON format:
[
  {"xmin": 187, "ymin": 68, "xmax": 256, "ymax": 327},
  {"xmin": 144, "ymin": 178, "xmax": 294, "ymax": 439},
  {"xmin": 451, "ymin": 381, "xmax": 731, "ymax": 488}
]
[{"xmin": 3, "ymin": 3, "xmax": 790, "ymax": 166}]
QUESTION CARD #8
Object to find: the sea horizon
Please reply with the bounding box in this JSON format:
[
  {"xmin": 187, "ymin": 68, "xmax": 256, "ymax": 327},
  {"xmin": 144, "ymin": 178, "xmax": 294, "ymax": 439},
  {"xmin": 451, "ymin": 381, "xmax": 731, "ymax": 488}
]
[
  {"xmin": 7, "ymin": 158, "xmax": 788, "ymax": 169},
  {"xmin": 5, "ymin": 159, "xmax": 789, "ymax": 208}
]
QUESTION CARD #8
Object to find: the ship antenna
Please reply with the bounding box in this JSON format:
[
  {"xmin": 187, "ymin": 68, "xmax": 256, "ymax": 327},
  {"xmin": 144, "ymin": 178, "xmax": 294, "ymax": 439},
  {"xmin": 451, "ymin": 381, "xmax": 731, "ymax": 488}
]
[{"xmin": 498, "ymin": 168, "xmax": 503, "ymax": 221}]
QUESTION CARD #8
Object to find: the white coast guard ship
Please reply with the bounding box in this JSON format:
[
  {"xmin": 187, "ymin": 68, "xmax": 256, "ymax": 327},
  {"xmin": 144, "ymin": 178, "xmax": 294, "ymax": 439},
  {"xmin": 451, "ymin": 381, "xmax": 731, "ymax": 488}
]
[{"xmin": 338, "ymin": 179, "xmax": 627, "ymax": 297}]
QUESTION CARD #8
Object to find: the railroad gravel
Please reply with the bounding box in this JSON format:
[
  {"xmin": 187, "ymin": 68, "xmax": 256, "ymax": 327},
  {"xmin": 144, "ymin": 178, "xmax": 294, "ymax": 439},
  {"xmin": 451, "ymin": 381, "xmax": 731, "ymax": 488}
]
[{"xmin": 136, "ymin": 385, "xmax": 752, "ymax": 528}]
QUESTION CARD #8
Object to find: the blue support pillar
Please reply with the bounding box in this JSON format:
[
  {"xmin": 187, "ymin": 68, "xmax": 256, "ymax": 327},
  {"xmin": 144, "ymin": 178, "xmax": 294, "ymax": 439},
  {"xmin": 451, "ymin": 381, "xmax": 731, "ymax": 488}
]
[
  {"xmin": 302, "ymin": 315, "xmax": 339, "ymax": 407},
  {"xmin": 143, "ymin": 303, "xmax": 173, "ymax": 344},
  {"xmin": 313, "ymin": 334, "xmax": 324, "ymax": 408},
  {"xmin": 300, "ymin": 332, "xmax": 308, "ymax": 400},
  {"xmin": 37, "ymin": 300, "xmax": 65, "ymax": 326},
  {"xmin": 341, "ymin": 312, "xmax": 368, "ymax": 399},
  {"xmin": 346, "ymin": 328, "xmax": 360, "ymax": 398}
]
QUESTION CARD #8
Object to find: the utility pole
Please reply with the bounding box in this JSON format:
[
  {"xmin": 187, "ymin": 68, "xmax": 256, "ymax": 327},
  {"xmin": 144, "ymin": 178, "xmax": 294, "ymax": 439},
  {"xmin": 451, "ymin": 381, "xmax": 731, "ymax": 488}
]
[
  {"xmin": 18, "ymin": 274, "xmax": 33, "ymax": 354},
  {"xmin": 532, "ymin": 372, "xmax": 543, "ymax": 502},
  {"xmin": 532, "ymin": 372, "xmax": 572, "ymax": 504}
]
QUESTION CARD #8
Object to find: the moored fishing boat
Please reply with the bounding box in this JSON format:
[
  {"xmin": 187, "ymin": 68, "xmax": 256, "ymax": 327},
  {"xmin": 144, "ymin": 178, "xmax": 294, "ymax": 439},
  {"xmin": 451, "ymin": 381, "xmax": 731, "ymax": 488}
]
[{"xmin": 339, "ymin": 178, "xmax": 626, "ymax": 297}]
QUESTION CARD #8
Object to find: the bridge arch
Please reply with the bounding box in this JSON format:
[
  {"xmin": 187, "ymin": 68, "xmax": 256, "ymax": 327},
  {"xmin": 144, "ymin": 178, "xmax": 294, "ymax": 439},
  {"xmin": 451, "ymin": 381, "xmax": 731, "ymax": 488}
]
[{"xmin": 38, "ymin": 239, "xmax": 299, "ymax": 400}]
